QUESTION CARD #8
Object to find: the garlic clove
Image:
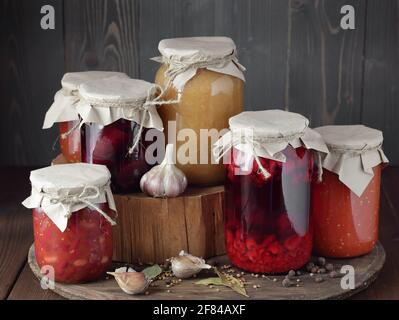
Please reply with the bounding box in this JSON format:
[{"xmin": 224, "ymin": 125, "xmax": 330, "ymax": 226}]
[
  {"xmin": 140, "ymin": 144, "xmax": 188, "ymax": 198},
  {"xmin": 107, "ymin": 270, "xmax": 150, "ymax": 295},
  {"xmin": 171, "ymin": 250, "xmax": 212, "ymax": 279}
]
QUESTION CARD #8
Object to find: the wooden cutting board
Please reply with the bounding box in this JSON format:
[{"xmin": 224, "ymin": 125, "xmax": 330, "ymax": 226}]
[{"xmin": 28, "ymin": 242, "xmax": 385, "ymax": 300}]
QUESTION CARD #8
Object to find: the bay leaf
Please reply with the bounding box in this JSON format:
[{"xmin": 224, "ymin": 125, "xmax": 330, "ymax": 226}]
[
  {"xmin": 195, "ymin": 277, "xmax": 223, "ymax": 286},
  {"xmin": 143, "ymin": 264, "xmax": 163, "ymax": 280}
]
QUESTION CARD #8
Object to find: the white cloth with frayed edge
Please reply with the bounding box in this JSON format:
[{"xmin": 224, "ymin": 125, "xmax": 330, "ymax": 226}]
[
  {"xmin": 22, "ymin": 163, "xmax": 117, "ymax": 232},
  {"xmin": 42, "ymin": 71, "xmax": 129, "ymax": 129},
  {"xmin": 315, "ymin": 125, "xmax": 389, "ymax": 197},
  {"xmin": 151, "ymin": 36, "xmax": 246, "ymax": 91},
  {"xmin": 75, "ymin": 77, "xmax": 164, "ymax": 130},
  {"xmin": 213, "ymin": 109, "xmax": 329, "ymax": 169}
]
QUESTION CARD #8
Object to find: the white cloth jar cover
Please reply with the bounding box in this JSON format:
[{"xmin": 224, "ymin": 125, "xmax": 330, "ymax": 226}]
[
  {"xmin": 213, "ymin": 109, "xmax": 329, "ymax": 178},
  {"xmin": 151, "ymin": 36, "xmax": 246, "ymax": 92},
  {"xmin": 22, "ymin": 163, "xmax": 117, "ymax": 232},
  {"xmin": 315, "ymin": 125, "xmax": 389, "ymax": 197},
  {"xmin": 76, "ymin": 77, "xmax": 165, "ymax": 153},
  {"xmin": 42, "ymin": 71, "xmax": 129, "ymax": 129}
]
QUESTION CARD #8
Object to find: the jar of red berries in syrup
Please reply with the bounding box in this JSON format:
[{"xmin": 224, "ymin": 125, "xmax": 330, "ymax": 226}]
[
  {"xmin": 42, "ymin": 71, "xmax": 129, "ymax": 163},
  {"xmin": 76, "ymin": 77, "xmax": 164, "ymax": 194},
  {"xmin": 214, "ymin": 110, "xmax": 328, "ymax": 273},
  {"xmin": 22, "ymin": 163, "xmax": 117, "ymax": 283}
]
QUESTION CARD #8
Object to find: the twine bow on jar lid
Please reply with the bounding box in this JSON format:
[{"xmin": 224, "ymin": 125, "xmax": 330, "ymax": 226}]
[
  {"xmin": 151, "ymin": 36, "xmax": 246, "ymax": 92},
  {"xmin": 22, "ymin": 163, "xmax": 117, "ymax": 232},
  {"xmin": 213, "ymin": 109, "xmax": 329, "ymax": 178},
  {"xmin": 74, "ymin": 77, "xmax": 181, "ymax": 156},
  {"xmin": 314, "ymin": 125, "xmax": 389, "ymax": 197}
]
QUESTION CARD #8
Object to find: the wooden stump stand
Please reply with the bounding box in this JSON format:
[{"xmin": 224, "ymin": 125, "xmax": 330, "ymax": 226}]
[{"xmin": 112, "ymin": 186, "xmax": 225, "ymax": 264}]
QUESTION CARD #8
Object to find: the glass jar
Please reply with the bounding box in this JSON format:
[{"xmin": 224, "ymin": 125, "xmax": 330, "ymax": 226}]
[
  {"xmin": 43, "ymin": 71, "xmax": 129, "ymax": 163},
  {"xmin": 82, "ymin": 119, "xmax": 152, "ymax": 193},
  {"xmin": 224, "ymin": 146, "xmax": 314, "ymax": 273},
  {"xmin": 59, "ymin": 120, "xmax": 81, "ymax": 162},
  {"xmin": 312, "ymin": 166, "xmax": 381, "ymax": 258},
  {"xmin": 77, "ymin": 77, "xmax": 164, "ymax": 194},
  {"xmin": 154, "ymin": 37, "xmax": 245, "ymax": 186},
  {"xmin": 22, "ymin": 163, "xmax": 117, "ymax": 284},
  {"xmin": 215, "ymin": 110, "xmax": 328, "ymax": 273},
  {"xmin": 311, "ymin": 125, "xmax": 388, "ymax": 258},
  {"xmin": 33, "ymin": 204, "xmax": 114, "ymax": 283}
]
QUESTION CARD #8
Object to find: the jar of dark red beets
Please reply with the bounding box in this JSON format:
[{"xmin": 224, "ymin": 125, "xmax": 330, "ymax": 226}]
[
  {"xmin": 214, "ymin": 110, "xmax": 328, "ymax": 273},
  {"xmin": 76, "ymin": 77, "xmax": 164, "ymax": 194}
]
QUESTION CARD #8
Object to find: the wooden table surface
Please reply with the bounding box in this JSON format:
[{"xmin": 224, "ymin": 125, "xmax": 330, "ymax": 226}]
[{"xmin": 1, "ymin": 166, "xmax": 399, "ymax": 300}]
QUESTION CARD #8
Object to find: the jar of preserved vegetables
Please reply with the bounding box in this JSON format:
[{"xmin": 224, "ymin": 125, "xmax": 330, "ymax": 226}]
[
  {"xmin": 76, "ymin": 77, "xmax": 164, "ymax": 193},
  {"xmin": 43, "ymin": 71, "xmax": 129, "ymax": 163},
  {"xmin": 312, "ymin": 125, "xmax": 389, "ymax": 258},
  {"xmin": 22, "ymin": 163, "xmax": 117, "ymax": 283},
  {"xmin": 154, "ymin": 37, "xmax": 245, "ymax": 186},
  {"xmin": 214, "ymin": 110, "xmax": 328, "ymax": 273}
]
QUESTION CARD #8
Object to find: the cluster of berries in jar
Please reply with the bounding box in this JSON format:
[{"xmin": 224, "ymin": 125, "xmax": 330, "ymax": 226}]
[
  {"xmin": 82, "ymin": 119, "xmax": 153, "ymax": 193},
  {"xmin": 224, "ymin": 146, "xmax": 314, "ymax": 273}
]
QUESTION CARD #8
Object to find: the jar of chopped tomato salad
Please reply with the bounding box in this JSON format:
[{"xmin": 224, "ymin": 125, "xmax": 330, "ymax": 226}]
[
  {"xmin": 214, "ymin": 110, "xmax": 328, "ymax": 273},
  {"xmin": 312, "ymin": 125, "xmax": 389, "ymax": 258},
  {"xmin": 22, "ymin": 163, "xmax": 117, "ymax": 283},
  {"xmin": 43, "ymin": 71, "xmax": 129, "ymax": 163}
]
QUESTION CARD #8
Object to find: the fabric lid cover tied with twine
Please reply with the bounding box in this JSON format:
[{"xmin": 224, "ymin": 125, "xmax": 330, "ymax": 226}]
[
  {"xmin": 22, "ymin": 163, "xmax": 117, "ymax": 232},
  {"xmin": 151, "ymin": 36, "xmax": 246, "ymax": 92},
  {"xmin": 42, "ymin": 71, "xmax": 129, "ymax": 130},
  {"xmin": 213, "ymin": 109, "xmax": 329, "ymax": 179},
  {"xmin": 315, "ymin": 125, "xmax": 389, "ymax": 197},
  {"xmin": 76, "ymin": 77, "xmax": 173, "ymax": 154}
]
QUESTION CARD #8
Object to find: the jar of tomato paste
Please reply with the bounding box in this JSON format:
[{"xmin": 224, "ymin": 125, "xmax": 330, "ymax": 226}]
[
  {"xmin": 312, "ymin": 125, "xmax": 389, "ymax": 258},
  {"xmin": 214, "ymin": 110, "xmax": 328, "ymax": 273},
  {"xmin": 76, "ymin": 77, "xmax": 164, "ymax": 194},
  {"xmin": 154, "ymin": 37, "xmax": 245, "ymax": 186},
  {"xmin": 22, "ymin": 163, "xmax": 117, "ymax": 283},
  {"xmin": 43, "ymin": 71, "xmax": 128, "ymax": 163}
]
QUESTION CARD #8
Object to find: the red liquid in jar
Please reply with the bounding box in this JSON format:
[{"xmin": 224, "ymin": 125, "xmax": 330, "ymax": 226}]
[
  {"xmin": 311, "ymin": 166, "xmax": 381, "ymax": 258},
  {"xmin": 224, "ymin": 146, "xmax": 313, "ymax": 273},
  {"xmin": 59, "ymin": 121, "xmax": 81, "ymax": 162},
  {"xmin": 33, "ymin": 204, "xmax": 114, "ymax": 283},
  {"xmin": 82, "ymin": 119, "xmax": 153, "ymax": 194}
]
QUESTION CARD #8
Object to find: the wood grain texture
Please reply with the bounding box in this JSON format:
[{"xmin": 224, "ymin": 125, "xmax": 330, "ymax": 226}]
[
  {"xmin": 28, "ymin": 242, "xmax": 385, "ymax": 300},
  {"xmin": 112, "ymin": 186, "xmax": 225, "ymax": 264},
  {"xmin": 0, "ymin": 167, "xmax": 35, "ymax": 299},
  {"xmin": 286, "ymin": 0, "xmax": 366, "ymax": 126},
  {"xmin": 0, "ymin": 0, "xmax": 64, "ymax": 166},
  {"xmin": 139, "ymin": 0, "xmax": 290, "ymax": 110},
  {"xmin": 64, "ymin": 0, "xmax": 140, "ymax": 77},
  {"xmin": 361, "ymin": 0, "xmax": 399, "ymax": 165}
]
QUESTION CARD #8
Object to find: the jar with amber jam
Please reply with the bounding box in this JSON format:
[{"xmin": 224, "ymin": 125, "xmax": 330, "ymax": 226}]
[
  {"xmin": 43, "ymin": 71, "xmax": 128, "ymax": 163},
  {"xmin": 154, "ymin": 37, "xmax": 245, "ymax": 186},
  {"xmin": 311, "ymin": 125, "xmax": 389, "ymax": 258},
  {"xmin": 22, "ymin": 163, "xmax": 117, "ymax": 283}
]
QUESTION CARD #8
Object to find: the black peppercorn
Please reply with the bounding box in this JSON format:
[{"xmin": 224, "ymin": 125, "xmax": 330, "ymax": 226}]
[
  {"xmin": 287, "ymin": 270, "xmax": 296, "ymax": 279},
  {"xmin": 317, "ymin": 257, "xmax": 326, "ymax": 267}
]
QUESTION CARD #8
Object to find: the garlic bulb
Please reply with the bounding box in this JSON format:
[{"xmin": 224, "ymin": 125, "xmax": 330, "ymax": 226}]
[
  {"xmin": 171, "ymin": 250, "xmax": 212, "ymax": 279},
  {"xmin": 107, "ymin": 268, "xmax": 150, "ymax": 295},
  {"xmin": 140, "ymin": 144, "xmax": 187, "ymax": 197}
]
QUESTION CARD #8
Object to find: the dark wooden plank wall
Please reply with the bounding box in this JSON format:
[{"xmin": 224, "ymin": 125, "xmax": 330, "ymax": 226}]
[{"xmin": 0, "ymin": 0, "xmax": 398, "ymax": 166}]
